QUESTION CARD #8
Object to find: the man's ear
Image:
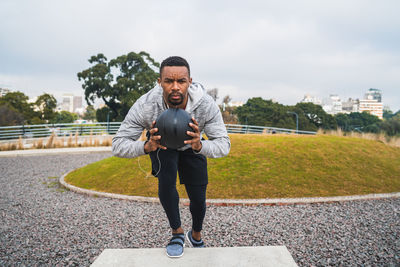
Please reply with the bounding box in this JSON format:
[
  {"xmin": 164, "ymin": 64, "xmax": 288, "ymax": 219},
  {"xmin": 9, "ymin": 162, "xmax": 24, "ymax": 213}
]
[
  {"xmin": 189, "ymin": 77, "xmax": 192, "ymax": 84},
  {"xmin": 157, "ymin": 77, "xmax": 161, "ymax": 84}
]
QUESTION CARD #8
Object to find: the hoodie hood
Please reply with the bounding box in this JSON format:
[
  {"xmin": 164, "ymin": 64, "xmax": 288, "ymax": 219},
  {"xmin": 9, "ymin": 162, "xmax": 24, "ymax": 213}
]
[{"xmin": 186, "ymin": 82, "xmax": 206, "ymax": 112}]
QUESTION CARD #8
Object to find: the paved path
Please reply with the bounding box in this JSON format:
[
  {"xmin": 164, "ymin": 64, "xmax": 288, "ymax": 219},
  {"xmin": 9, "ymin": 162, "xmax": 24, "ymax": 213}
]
[
  {"xmin": 91, "ymin": 247, "xmax": 298, "ymax": 267},
  {"xmin": 0, "ymin": 146, "xmax": 111, "ymax": 157},
  {"xmin": 0, "ymin": 152, "xmax": 399, "ymax": 266}
]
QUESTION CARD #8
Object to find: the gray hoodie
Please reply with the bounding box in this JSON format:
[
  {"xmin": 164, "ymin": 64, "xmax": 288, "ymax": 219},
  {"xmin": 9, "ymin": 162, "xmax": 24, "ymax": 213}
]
[{"xmin": 112, "ymin": 82, "xmax": 230, "ymax": 158}]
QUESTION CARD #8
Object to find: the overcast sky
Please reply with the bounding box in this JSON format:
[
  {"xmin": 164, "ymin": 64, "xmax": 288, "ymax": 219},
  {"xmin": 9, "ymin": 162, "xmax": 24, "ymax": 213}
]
[{"xmin": 1, "ymin": 0, "xmax": 399, "ymax": 111}]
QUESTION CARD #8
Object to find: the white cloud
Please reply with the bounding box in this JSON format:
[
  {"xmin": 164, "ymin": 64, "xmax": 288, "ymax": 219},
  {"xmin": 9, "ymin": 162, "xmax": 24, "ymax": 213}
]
[
  {"xmin": 0, "ymin": 73, "xmax": 84, "ymax": 103},
  {"xmin": 1, "ymin": 0, "xmax": 399, "ymax": 111}
]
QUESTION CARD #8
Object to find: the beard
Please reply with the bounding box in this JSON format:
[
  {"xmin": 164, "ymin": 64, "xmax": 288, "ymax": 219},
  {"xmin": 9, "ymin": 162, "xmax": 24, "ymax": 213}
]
[{"xmin": 167, "ymin": 92, "xmax": 184, "ymax": 106}]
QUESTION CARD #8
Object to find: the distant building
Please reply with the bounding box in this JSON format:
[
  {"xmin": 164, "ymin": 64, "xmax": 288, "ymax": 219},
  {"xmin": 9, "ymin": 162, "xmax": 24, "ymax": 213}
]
[
  {"xmin": 298, "ymin": 88, "xmax": 383, "ymax": 119},
  {"xmin": 357, "ymin": 88, "xmax": 383, "ymax": 119},
  {"xmin": 27, "ymin": 96, "xmax": 41, "ymax": 112},
  {"xmin": 359, "ymin": 95, "xmax": 383, "ymax": 119},
  {"xmin": 73, "ymin": 96, "xmax": 83, "ymax": 112},
  {"xmin": 75, "ymin": 107, "xmax": 85, "ymax": 115},
  {"xmin": 60, "ymin": 94, "xmax": 74, "ymax": 112},
  {"xmin": 322, "ymin": 94, "xmax": 343, "ymax": 115},
  {"xmin": 222, "ymin": 101, "xmax": 243, "ymax": 112},
  {"xmin": 342, "ymin": 98, "xmax": 359, "ymax": 113},
  {"xmin": 228, "ymin": 101, "xmax": 244, "ymax": 107},
  {"xmin": 301, "ymin": 94, "xmax": 322, "ymax": 105},
  {"xmin": 59, "ymin": 94, "xmax": 83, "ymax": 113},
  {"xmin": 27, "ymin": 96, "xmax": 38, "ymax": 104},
  {"xmin": 0, "ymin": 88, "xmax": 11, "ymax": 97},
  {"xmin": 365, "ymin": 88, "xmax": 382, "ymax": 102}
]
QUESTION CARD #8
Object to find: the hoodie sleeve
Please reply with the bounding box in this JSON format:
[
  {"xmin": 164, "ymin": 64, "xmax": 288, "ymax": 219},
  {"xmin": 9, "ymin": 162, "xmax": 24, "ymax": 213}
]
[
  {"xmin": 112, "ymin": 102, "xmax": 147, "ymax": 158},
  {"xmin": 196, "ymin": 100, "xmax": 231, "ymax": 158}
]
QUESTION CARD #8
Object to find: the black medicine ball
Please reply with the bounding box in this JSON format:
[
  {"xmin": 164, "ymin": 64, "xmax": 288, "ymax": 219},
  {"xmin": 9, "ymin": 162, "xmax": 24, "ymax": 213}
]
[{"xmin": 155, "ymin": 108, "xmax": 193, "ymax": 149}]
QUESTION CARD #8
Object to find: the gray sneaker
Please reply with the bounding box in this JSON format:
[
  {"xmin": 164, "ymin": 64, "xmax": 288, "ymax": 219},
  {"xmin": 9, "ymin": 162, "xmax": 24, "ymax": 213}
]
[
  {"xmin": 186, "ymin": 230, "xmax": 205, "ymax": 248},
  {"xmin": 166, "ymin": 233, "xmax": 185, "ymax": 258}
]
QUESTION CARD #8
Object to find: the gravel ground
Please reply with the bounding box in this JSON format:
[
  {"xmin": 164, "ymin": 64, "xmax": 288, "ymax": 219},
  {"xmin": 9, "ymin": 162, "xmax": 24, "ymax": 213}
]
[{"xmin": 0, "ymin": 152, "xmax": 399, "ymax": 266}]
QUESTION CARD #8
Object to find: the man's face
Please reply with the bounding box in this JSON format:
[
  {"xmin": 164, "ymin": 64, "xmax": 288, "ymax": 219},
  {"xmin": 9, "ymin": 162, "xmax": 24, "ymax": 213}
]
[{"xmin": 158, "ymin": 66, "xmax": 192, "ymax": 108}]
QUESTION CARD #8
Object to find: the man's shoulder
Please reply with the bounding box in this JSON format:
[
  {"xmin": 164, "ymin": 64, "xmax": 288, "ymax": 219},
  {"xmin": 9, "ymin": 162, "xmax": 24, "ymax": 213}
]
[
  {"xmin": 198, "ymin": 92, "xmax": 218, "ymax": 111},
  {"xmin": 189, "ymin": 82, "xmax": 217, "ymax": 110},
  {"xmin": 202, "ymin": 93, "xmax": 217, "ymax": 105}
]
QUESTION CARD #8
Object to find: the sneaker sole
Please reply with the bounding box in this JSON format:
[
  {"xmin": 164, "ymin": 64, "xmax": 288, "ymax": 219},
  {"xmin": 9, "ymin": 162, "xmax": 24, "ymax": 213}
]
[
  {"xmin": 185, "ymin": 231, "xmax": 194, "ymax": 248},
  {"xmin": 166, "ymin": 251, "xmax": 184, "ymax": 258}
]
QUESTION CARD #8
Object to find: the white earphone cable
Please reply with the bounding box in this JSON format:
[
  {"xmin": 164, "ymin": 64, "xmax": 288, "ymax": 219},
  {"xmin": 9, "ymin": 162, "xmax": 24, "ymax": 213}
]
[{"xmin": 137, "ymin": 148, "xmax": 162, "ymax": 178}]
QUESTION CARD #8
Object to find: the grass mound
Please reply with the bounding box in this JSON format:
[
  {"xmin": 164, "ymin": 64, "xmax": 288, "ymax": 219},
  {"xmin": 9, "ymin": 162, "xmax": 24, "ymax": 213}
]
[{"xmin": 65, "ymin": 134, "xmax": 400, "ymax": 199}]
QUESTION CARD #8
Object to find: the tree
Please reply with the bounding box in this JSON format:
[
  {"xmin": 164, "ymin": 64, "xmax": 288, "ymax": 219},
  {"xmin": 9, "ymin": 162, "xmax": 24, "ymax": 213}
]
[
  {"xmin": 96, "ymin": 106, "xmax": 116, "ymax": 122},
  {"xmin": 355, "ymin": 112, "xmax": 381, "ymax": 128},
  {"xmin": 335, "ymin": 112, "xmax": 381, "ymax": 132},
  {"xmin": 220, "ymin": 95, "xmax": 237, "ymax": 124},
  {"xmin": 234, "ymin": 98, "xmax": 336, "ymax": 131},
  {"xmin": 77, "ymin": 51, "xmax": 159, "ymax": 121},
  {"xmin": 222, "ymin": 95, "xmax": 231, "ymax": 105},
  {"xmin": 0, "ymin": 91, "xmax": 37, "ymax": 123},
  {"xmin": 35, "ymin": 93, "xmax": 57, "ymax": 122},
  {"xmin": 380, "ymin": 113, "xmax": 400, "ymax": 136},
  {"xmin": 0, "ymin": 104, "xmax": 24, "ymax": 126},
  {"xmin": 294, "ymin": 102, "xmax": 337, "ymax": 130},
  {"xmin": 383, "ymin": 106, "xmax": 394, "ymax": 120},
  {"xmin": 0, "ymin": 91, "xmax": 29, "ymax": 110},
  {"xmin": 51, "ymin": 111, "xmax": 78, "ymax": 123},
  {"xmin": 335, "ymin": 113, "xmax": 352, "ymax": 131},
  {"xmin": 206, "ymin": 88, "xmax": 218, "ymax": 102},
  {"xmin": 83, "ymin": 105, "xmax": 97, "ymax": 121},
  {"xmin": 235, "ymin": 97, "xmax": 291, "ymax": 128}
]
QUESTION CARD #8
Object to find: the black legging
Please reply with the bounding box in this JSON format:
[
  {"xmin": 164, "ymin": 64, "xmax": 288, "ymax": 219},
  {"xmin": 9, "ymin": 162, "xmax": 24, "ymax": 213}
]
[{"xmin": 149, "ymin": 148, "xmax": 208, "ymax": 232}]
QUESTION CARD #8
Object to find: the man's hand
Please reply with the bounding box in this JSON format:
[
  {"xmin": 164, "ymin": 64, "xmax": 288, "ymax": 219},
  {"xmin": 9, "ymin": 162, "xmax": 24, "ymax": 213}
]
[
  {"xmin": 144, "ymin": 121, "xmax": 167, "ymax": 153},
  {"xmin": 185, "ymin": 117, "xmax": 202, "ymax": 152}
]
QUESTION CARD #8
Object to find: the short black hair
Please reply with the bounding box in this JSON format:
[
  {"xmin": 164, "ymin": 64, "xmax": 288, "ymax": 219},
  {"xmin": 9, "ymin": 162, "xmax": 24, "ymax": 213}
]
[{"xmin": 160, "ymin": 56, "xmax": 190, "ymax": 78}]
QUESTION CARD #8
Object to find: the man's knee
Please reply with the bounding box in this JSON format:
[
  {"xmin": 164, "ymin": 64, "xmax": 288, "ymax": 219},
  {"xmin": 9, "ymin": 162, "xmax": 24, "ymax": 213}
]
[{"xmin": 158, "ymin": 180, "xmax": 178, "ymax": 197}]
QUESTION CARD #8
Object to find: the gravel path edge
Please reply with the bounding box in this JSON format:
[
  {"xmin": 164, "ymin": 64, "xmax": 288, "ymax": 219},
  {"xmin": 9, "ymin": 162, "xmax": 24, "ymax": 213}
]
[{"xmin": 59, "ymin": 170, "xmax": 400, "ymax": 206}]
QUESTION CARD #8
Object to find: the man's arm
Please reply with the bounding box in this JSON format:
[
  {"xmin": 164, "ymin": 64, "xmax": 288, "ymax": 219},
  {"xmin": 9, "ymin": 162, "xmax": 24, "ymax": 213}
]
[
  {"xmin": 194, "ymin": 101, "xmax": 230, "ymax": 158},
  {"xmin": 112, "ymin": 103, "xmax": 148, "ymax": 158}
]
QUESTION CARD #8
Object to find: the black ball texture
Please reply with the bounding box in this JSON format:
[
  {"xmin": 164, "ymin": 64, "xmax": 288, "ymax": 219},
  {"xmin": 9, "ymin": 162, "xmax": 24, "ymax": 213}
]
[{"xmin": 155, "ymin": 108, "xmax": 193, "ymax": 149}]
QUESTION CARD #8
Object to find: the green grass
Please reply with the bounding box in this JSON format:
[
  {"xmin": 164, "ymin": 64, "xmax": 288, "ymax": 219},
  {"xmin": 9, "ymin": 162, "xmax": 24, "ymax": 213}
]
[{"xmin": 65, "ymin": 134, "xmax": 400, "ymax": 199}]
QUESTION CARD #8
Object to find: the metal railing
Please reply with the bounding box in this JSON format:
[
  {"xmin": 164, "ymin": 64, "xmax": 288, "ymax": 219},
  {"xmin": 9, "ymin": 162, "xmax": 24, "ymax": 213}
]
[
  {"xmin": 225, "ymin": 124, "xmax": 316, "ymax": 135},
  {"xmin": 0, "ymin": 122, "xmax": 121, "ymax": 140},
  {"xmin": 0, "ymin": 122, "xmax": 316, "ymax": 141}
]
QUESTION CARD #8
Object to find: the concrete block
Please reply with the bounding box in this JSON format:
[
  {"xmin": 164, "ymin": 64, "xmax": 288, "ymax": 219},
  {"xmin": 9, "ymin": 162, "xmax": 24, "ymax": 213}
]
[{"xmin": 91, "ymin": 246, "xmax": 298, "ymax": 267}]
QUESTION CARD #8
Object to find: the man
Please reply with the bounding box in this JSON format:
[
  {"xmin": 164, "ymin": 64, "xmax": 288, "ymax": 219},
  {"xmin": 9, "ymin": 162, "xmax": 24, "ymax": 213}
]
[{"xmin": 112, "ymin": 56, "xmax": 230, "ymax": 258}]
